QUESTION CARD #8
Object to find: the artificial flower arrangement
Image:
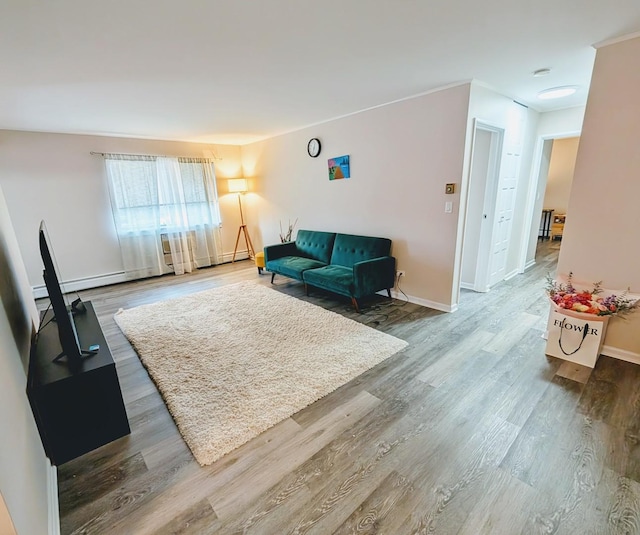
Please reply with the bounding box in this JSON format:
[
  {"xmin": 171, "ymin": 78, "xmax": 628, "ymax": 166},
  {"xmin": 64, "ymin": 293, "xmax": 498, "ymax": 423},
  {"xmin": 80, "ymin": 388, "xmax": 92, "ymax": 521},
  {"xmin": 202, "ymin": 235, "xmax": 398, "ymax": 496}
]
[{"xmin": 546, "ymin": 272, "xmax": 638, "ymax": 316}]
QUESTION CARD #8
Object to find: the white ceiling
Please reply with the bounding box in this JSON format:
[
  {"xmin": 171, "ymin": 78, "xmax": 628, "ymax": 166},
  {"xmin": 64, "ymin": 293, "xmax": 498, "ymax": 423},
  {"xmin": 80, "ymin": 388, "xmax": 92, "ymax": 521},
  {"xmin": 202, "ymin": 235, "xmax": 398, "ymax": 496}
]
[{"xmin": 1, "ymin": 0, "xmax": 639, "ymax": 145}]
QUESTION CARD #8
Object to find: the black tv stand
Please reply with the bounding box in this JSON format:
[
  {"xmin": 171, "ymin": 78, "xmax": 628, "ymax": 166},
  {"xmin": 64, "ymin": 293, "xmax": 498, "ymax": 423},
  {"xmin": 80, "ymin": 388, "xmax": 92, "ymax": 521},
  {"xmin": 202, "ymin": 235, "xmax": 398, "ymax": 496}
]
[{"xmin": 27, "ymin": 301, "xmax": 130, "ymax": 465}]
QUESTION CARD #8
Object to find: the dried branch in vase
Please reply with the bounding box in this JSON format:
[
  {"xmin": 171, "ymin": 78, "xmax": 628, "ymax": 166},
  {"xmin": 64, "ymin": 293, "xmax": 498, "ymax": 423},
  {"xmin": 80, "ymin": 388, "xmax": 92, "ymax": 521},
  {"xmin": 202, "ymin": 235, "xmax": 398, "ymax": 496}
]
[{"xmin": 279, "ymin": 218, "xmax": 298, "ymax": 243}]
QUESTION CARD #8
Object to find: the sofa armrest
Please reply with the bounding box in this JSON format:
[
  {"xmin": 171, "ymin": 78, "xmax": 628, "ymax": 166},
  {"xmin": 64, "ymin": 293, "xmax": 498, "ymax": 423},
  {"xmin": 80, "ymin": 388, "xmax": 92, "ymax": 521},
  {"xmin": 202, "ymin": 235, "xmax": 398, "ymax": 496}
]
[
  {"xmin": 352, "ymin": 256, "xmax": 396, "ymax": 296},
  {"xmin": 264, "ymin": 241, "xmax": 298, "ymax": 262}
]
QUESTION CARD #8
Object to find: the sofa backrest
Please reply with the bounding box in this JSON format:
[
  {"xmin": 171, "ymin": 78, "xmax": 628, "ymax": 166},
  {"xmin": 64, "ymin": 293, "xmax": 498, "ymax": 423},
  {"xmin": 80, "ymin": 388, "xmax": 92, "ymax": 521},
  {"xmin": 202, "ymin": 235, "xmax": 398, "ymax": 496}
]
[
  {"xmin": 330, "ymin": 233, "xmax": 392, "ymax": 268},
  {"xmin": 295, "ymin": 230, "xmax": 336, "ymax": 263}
]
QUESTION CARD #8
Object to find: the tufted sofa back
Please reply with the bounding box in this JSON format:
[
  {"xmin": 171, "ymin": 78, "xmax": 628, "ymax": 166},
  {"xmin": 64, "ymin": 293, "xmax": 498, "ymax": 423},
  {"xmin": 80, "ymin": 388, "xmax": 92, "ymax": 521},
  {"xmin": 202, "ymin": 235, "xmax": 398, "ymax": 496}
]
[
  {"xmin": 330, "ymin": 233, "xmax": 392, "ymax": 268},
  {"xmin": 295, "ymin": 230, "xmax": 336, "ymax": 263}
]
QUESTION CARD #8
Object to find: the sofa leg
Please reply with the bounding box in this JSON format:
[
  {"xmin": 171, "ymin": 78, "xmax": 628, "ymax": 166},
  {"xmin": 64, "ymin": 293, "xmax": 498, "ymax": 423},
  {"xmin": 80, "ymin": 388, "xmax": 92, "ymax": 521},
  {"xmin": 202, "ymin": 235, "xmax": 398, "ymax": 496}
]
[
  {"xmin": 351, "ymin": 297, "xmax": 361, "ymax": 313},
  {"xmin": 270, "ymin": 272, "xmax": 276, "ymax": 284},
  {"xmin": 304, "ymin": 283, "xmax": 309, "ymax": 296},
  {"xmin": 387, "ymin": 288, "xmax": 392, "ymax": 298}
]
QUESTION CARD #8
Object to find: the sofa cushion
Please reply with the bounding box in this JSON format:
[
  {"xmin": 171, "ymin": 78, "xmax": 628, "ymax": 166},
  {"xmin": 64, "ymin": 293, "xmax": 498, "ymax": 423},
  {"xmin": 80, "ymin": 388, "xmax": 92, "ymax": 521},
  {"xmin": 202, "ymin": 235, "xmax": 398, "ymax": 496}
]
[
  {"xmin": 266, "ymin": 256, "xmax": 327, "ymax": 281},
  {"xmin": 303, "ymin": 265, "xmax": 354, "ymax": 297},
  {"xmin": 330, "ymin": 233, "xmax": 392, "ymax": 268},
  {"xmin": 295, "ymin": 230, "xmax": 336, "ymax": 264}
]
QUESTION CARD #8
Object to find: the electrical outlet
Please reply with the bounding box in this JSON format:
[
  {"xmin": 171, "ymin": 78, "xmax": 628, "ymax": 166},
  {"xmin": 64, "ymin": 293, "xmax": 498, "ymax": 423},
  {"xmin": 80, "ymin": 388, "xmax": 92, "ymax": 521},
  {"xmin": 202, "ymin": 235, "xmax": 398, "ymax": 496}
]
[{"xmin": 396, "ymin": 270, "xmax": 405, "ymax": 279}]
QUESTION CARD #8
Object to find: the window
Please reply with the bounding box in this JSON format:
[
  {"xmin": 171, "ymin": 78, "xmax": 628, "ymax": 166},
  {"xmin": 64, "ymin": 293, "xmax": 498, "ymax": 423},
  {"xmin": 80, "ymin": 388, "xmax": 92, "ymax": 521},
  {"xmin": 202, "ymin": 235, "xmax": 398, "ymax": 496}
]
[
  {"xmin": 106, "ymin": 155, "xmax": 221, "ymax": 233},
  {"xmin": 103, "ymin": 154, "xmax": 223, "ymax": 278}
]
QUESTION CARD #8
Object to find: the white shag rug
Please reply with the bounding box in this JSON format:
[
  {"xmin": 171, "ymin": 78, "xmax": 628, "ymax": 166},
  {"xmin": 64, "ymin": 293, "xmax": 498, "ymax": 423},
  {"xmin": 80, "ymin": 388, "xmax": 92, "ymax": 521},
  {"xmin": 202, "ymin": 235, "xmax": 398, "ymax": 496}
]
[{"xmin": 114, "ymin": 281, "xmax": 407, "ymax": 465}]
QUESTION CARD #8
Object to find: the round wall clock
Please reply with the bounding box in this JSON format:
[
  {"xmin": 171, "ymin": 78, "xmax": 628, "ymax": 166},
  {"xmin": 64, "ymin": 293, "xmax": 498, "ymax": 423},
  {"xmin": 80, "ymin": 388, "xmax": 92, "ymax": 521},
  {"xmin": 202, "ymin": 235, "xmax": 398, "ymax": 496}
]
[{"xmin": 307, "ymin": 138, "xmax": 321, "ymax": 158}]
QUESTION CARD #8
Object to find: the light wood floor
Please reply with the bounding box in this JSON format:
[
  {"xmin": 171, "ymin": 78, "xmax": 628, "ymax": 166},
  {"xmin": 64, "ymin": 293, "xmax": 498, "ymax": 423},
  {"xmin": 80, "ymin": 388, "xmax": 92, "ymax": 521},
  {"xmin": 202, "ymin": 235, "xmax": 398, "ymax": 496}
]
[{"xmin": 57, "ymin": 241, "xmax": 640, "ymax": 534}]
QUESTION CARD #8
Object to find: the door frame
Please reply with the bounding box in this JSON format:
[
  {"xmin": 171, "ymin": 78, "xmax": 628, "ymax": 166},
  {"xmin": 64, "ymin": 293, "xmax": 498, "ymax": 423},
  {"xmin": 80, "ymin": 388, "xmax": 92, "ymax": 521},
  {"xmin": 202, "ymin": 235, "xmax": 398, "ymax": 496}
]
[
  {"xmin": 516, "ymin": 129, "xmax": 581, "ymax": 272},
  {"xmin": 460, "ymin": 119, "xmax": 504, "ymax": 293}
]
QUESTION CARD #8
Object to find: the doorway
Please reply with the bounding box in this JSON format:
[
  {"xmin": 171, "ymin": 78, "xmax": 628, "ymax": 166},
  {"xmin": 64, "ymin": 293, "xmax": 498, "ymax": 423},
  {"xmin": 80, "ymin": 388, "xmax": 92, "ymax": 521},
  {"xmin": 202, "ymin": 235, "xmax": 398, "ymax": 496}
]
[
  {"xmin": 460, "ymin": 121, "xmax": 504, "ymax": 293},
  {"xmin": 458, "ymin": 119, "xmax": 580, "ymax": 307},
  {"xmin": 521, "ymin": 134, "xmax": 581, "ymax": 269}
]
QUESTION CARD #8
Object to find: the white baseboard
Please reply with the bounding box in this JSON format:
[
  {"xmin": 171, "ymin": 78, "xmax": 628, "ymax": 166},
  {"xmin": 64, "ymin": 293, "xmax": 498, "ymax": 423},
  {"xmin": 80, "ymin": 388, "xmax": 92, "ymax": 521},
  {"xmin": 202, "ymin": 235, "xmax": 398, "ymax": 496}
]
[
  {"xmin": 389, "ymin": 289, "xmax": 456, "ymax": 313},
  {"xmin": 32, "ymin": 271, "xmax": 128, "ymax": 299},
  {"xmin": 220, "ymin": 250, "xmax": 250, "ymax": 263},
  {"xmin": 524, "ymin": 259, "xmax": 536, "ymax": 271},
  {"xmin": 32, "ymin": 251, "xmax": 253, "ymax": 299},
  {"xmin": 601, "ymin": 345, "xmax": 640, "ymax": 365},
  {"xmin": 47, "ymin": 463, "xmax": 59, "ymax": 535},
  {"xmin": 504, "ymin": 269, "xmax": 519, "ymax": 281},
  {"xmin": 460, "ymin": 282, "xmax": 490, "ymax": 293}
]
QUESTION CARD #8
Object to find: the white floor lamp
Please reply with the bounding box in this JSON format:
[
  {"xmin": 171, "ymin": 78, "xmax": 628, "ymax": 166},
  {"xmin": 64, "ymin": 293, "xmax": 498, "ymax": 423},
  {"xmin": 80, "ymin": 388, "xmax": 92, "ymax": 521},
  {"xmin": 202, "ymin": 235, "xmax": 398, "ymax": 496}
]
[{"xmin": 227, "ymin": 178, "xmax": 255, "ymax": 262}]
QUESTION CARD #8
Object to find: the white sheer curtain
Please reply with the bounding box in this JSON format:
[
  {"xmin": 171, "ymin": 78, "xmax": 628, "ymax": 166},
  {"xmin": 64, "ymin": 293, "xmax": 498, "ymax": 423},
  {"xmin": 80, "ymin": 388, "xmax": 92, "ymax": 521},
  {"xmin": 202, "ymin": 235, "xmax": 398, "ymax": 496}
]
[{"xmin": 104, "ymin": 154, "xmax": 223, "ymax": 279}]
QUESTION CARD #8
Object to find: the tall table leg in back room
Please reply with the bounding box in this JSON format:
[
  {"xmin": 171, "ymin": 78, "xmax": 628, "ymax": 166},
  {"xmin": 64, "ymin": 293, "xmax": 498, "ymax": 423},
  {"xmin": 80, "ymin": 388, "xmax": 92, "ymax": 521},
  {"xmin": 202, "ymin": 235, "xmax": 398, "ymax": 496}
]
[
  {"xmin": 231, "ymin": 192, "xmax": 255, "ymax": 261},
  {"xmin": 539, "ymin": 209, "xmax": 554, "ymax": 240}
]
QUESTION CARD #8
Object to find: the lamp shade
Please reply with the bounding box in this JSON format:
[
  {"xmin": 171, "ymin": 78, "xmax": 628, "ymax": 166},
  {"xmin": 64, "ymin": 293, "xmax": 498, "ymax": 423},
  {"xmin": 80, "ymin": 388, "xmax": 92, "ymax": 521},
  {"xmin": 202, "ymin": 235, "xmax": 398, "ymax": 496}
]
[{"xmin": 227, "ymin": 178, "xmax": 248, "ymax": 193}]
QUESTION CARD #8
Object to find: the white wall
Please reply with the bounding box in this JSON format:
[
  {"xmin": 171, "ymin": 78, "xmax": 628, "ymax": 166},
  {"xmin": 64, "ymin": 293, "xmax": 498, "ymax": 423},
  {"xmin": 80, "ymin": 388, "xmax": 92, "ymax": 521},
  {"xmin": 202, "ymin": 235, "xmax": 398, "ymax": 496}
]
[
  {"xmin": 0, "ymin": 131, "xmax": 243, "ymax": 292},
  {"xmin": 458, "ymin": 83, "xmax": 539, "ymax": 294},
  {"xmin": 543, "ymin": 137, "xmax": 579, "ymax": 214},
  {"xmin": 526, "ymin": 139, "xmax": 553, "ymax": 263},
  {"xmin": 241, "ymin": 84, "xmax": 472, "ymax": 310},
  {"xmin": 557, "ymin": 36, "xmax": 640, "ymax": 358},
  {"xmin": 508, "ymin": 106, "xmax": 540, "ymax": 276},
  {"xmin": 0, "ymin": 185, "xmax": 53, "ymax": 535},
  {"xmin": 537, "ymin": 106, "xmax": 585, "ymax": 137}
]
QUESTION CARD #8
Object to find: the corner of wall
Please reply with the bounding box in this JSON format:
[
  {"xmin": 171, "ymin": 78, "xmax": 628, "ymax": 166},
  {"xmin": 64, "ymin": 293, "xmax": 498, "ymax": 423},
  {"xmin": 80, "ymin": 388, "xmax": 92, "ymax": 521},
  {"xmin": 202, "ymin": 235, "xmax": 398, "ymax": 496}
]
[{"xmin": 47, "ymin": 465, "xmax": 60, "ymax": 535}]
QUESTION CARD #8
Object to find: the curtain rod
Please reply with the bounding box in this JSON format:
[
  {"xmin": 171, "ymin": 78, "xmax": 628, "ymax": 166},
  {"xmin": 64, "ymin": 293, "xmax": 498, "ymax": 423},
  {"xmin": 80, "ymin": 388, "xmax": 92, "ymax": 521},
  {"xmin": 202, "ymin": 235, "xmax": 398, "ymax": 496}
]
[{"xmin": 90, "ymin": 151, "xmax": 222, "ymax": 160}]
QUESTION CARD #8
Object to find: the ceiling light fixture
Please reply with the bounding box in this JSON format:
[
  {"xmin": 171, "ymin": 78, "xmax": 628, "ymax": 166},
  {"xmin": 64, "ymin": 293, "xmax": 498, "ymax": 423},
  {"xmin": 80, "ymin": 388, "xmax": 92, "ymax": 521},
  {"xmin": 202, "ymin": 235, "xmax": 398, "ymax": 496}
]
[
  {"xmin": 533, "ymin": 68, "xmax": 551, "ymax": 77},
  {"xmin": 537, "ymin": 86, "xmax": 577, "ymax": 100}
]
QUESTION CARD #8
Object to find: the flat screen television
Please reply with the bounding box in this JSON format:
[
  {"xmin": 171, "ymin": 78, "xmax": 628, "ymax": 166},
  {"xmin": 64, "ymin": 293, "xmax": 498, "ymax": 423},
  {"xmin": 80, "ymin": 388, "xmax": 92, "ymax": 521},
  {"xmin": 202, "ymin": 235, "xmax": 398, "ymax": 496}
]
[{"xmin": 39, "ymin": 221, "xmax": 95, "ymax": 365}]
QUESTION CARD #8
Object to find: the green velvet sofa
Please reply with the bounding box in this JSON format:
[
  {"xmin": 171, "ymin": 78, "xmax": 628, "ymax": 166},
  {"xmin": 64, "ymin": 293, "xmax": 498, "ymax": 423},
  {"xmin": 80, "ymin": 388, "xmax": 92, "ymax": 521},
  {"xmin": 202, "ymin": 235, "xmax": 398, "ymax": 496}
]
[{"xmin": 264, "ymin": 229, "xmax": 396, "ymax": 312}]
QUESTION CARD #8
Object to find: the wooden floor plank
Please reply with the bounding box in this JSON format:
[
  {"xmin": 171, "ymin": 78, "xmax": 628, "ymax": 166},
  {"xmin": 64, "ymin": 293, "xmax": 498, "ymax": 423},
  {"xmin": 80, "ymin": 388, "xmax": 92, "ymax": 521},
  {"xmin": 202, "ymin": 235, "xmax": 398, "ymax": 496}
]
[
  {"xmin": 500, "ymin": 375, "xmax": 585, "ymax": 489},
  {"xmin": 214, "ymin": 380, "xmax": 431, "ymax": 535},
  {"xmin": 153, "ymin": 498, "xmax": 220, "ymax": 535},
  {"xmin": 415, "ymin": 328, "xmax": 495, "ymax": 387},
  {"xmin": 271, "ymin": 410, "xmax": 431, "ymax": 534},
  {"xmin": 332, "ymin": 470, "xmax": 414, "ymax": 534},
  {"xmin": 57, "ymin": 451, "xmax": 148, "ymax": 513},
  {"xmin": 101, "ymin": 416, "xmax": 303, "ymax": 535},
  {"xmin": 457, "ymin": 467, "xmax": 540, "ymax": 535},
  {"xmin": 381, "ymin": 414, "xmax": 520, "ymax": 534},
  {"xmin": 209, "ymin": 390, "xmax": 381, "ymax": 521}
]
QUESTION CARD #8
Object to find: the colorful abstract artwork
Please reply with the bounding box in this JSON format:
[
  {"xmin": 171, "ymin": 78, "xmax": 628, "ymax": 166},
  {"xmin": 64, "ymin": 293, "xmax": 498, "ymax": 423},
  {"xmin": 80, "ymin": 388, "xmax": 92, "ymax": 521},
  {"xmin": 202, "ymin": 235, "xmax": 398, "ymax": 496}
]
[{"xmin": 328, "ymin": 155, "xmax": 350, "ymax": 180}]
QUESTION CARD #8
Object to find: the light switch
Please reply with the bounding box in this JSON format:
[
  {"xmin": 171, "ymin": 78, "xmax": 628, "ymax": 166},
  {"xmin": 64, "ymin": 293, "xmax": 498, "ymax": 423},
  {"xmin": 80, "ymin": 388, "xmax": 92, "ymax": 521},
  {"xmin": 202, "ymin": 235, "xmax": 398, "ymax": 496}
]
[{"xmin": 445, "ymin": 201, "xmax": 453, "ymax": 213}]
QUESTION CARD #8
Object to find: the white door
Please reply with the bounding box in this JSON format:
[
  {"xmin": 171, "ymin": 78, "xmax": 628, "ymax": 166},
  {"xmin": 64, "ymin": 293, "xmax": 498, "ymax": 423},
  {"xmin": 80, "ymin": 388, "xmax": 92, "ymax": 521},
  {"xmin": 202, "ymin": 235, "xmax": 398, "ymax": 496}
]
[
  {"xmin": 488, "ymin": 152, "xmax": 518, "ymax": 286},
  {"xmin": 488, "ymin": 104, "xmax": 526, "ymax": 288}
]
